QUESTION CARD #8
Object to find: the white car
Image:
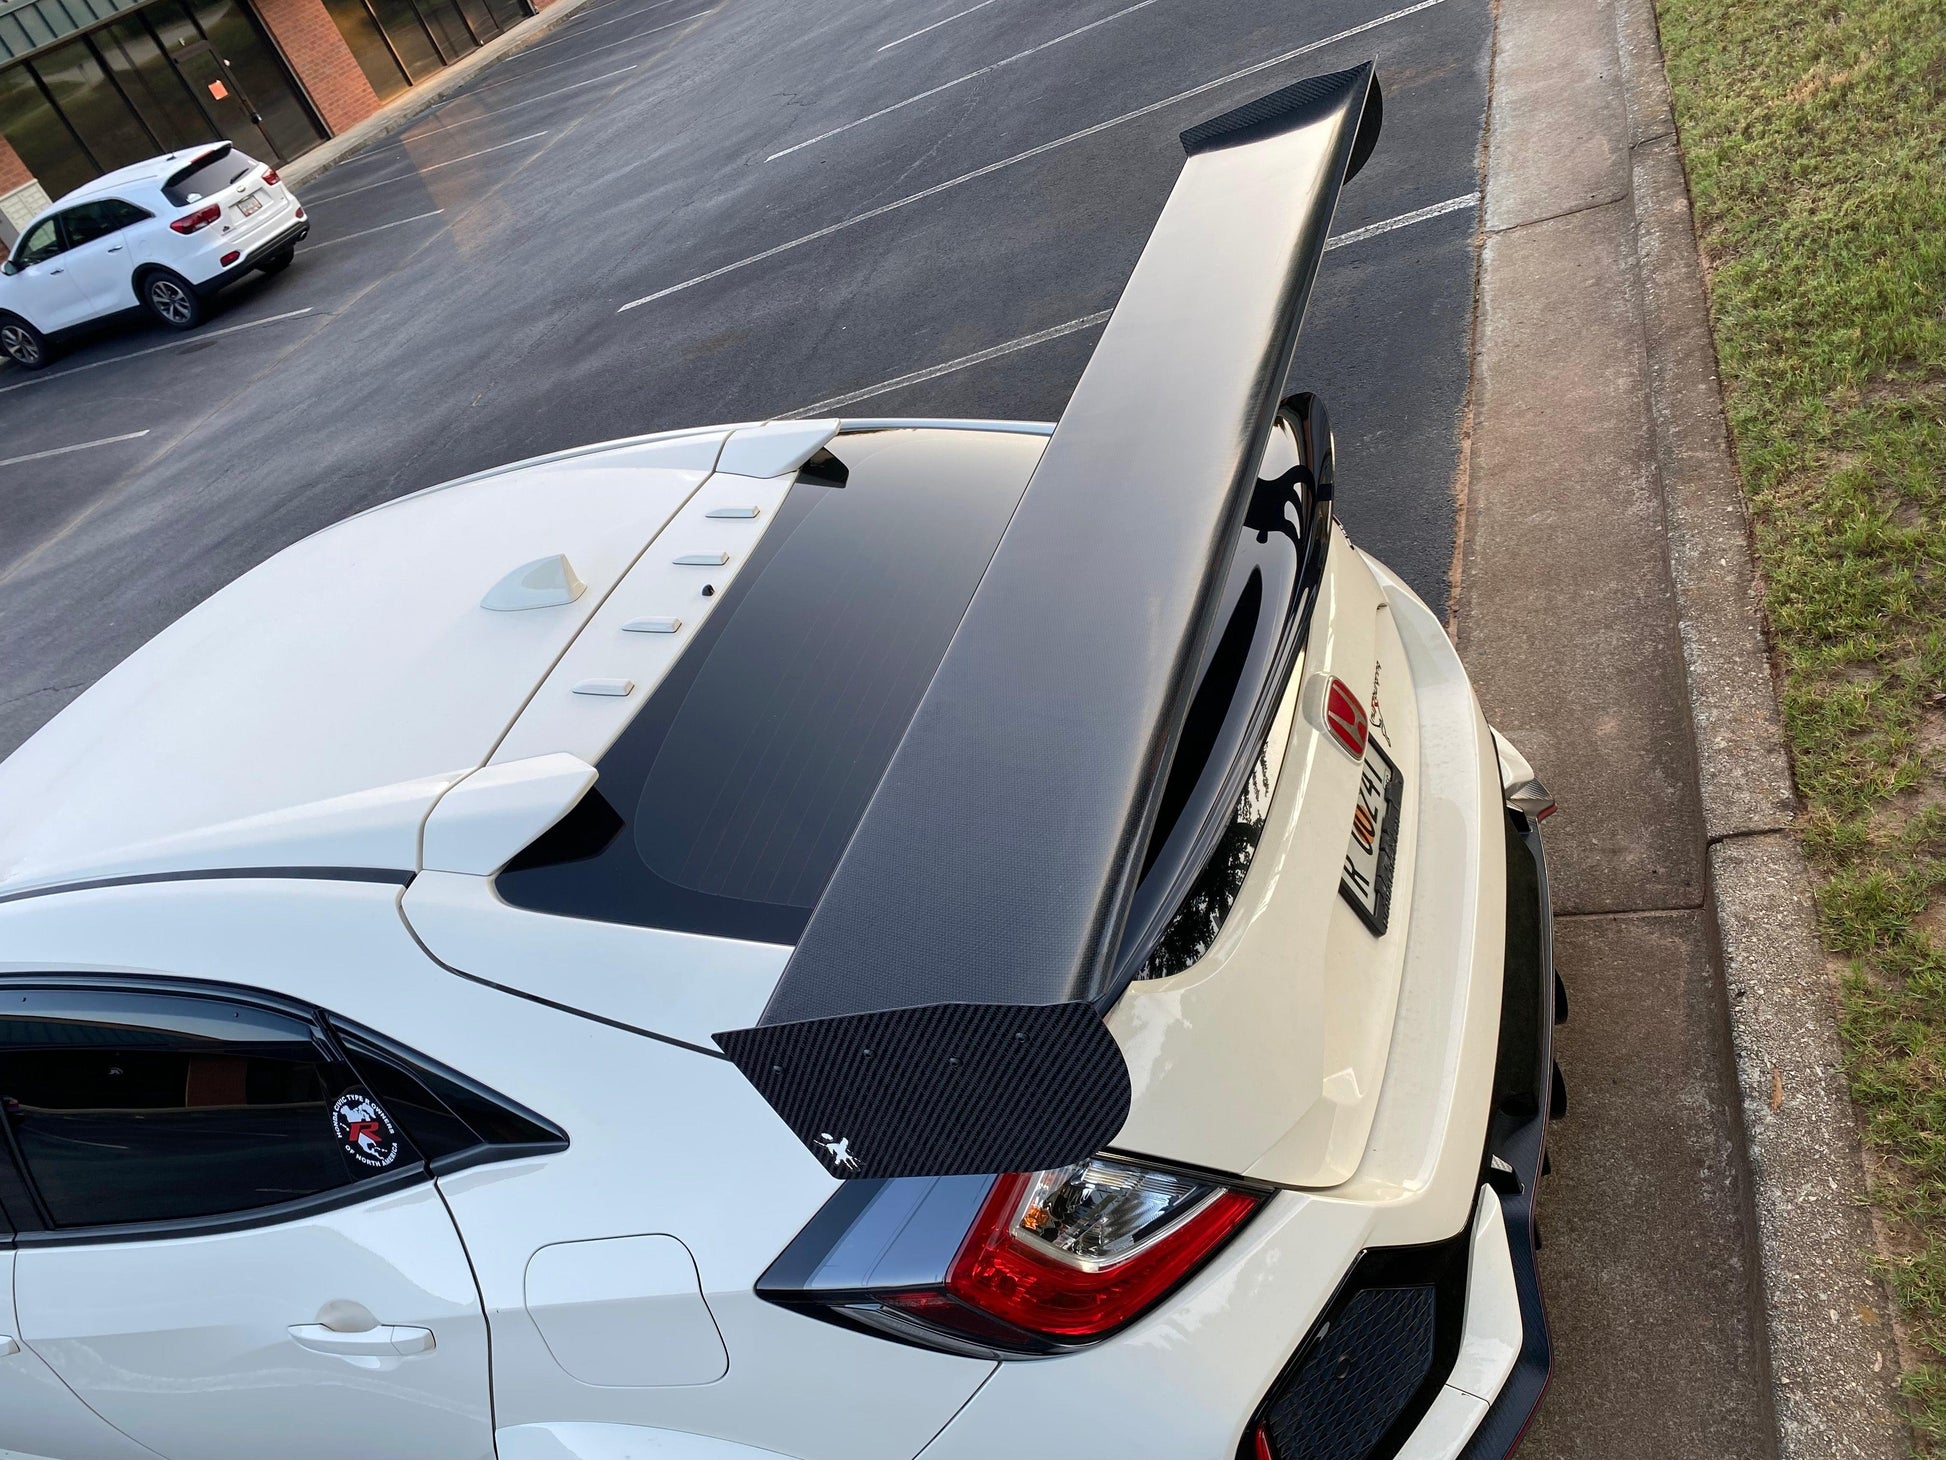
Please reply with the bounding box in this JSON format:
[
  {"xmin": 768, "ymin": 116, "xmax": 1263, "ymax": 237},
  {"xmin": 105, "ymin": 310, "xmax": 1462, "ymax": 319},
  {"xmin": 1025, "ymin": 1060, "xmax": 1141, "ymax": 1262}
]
[
  {"xmin": 0, "ymin": 65, "xmax": 1560, "ymax": 1460},
  {"xmin": 0, "ymin": 141, "xmax": 307, "ymax": 370}
]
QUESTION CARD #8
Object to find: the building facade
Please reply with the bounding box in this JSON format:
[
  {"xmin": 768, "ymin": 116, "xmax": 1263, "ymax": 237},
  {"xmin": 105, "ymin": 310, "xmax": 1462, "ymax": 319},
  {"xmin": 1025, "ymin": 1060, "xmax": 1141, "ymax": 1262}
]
[{"xmin": 0, "ymin": 0, "xmax": 537, "ymax": 241}]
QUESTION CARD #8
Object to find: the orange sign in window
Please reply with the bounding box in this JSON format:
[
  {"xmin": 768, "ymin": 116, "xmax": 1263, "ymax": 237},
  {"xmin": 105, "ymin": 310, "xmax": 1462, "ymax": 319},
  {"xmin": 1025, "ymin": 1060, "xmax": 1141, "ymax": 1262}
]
[{"xmin": 208, "ymin": 80, "xmax": 228, "ymax": 99}]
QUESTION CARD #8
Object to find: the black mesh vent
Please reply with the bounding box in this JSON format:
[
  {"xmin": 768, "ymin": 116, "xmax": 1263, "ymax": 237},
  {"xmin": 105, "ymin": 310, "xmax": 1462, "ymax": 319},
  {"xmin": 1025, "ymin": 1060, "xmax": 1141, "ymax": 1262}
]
[{"xmin": 1258, "ymin": 1285, "xmax": 1438, "ymax": 1460}]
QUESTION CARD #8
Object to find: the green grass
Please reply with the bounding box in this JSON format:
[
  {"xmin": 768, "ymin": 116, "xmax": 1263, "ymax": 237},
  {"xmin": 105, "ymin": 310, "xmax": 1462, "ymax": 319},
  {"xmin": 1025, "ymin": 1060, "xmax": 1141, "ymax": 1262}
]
[{"xmin": 1651, "ymin": 0, "xmax": 1946, "ymax": 1442}]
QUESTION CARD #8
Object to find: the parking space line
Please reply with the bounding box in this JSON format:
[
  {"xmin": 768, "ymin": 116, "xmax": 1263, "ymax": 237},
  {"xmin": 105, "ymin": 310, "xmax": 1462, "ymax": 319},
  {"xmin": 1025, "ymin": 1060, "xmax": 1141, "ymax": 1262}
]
[
  {"xmin": 472, "ymin": 8, "xmax": 715, "ymax": 92},
  {"xmin": 779, "ymin": 194, "xmax": 1480, "ymax": 416},
  {"xmin": 785, "ymin": 311, "xmax": 1112, "ymax": 417},
  {"xmin": 409, "ymin": 66, "xmax": 640, "ymax": 138},
  {"xmin": 1324, "ymin": 192, "xmax": 1477, "ymax": 249},
  {"xmin": 878, "ymin": 0, "xmax": 1002, "ymax": 52},
  {"xmin": 0, "ymin": 430, "xmax": 152, "ymax": 468},
  {"xmin": 769, "ymin": 0, "xmax": 1163, "ymax": 161},
  {"xmin": 521, "ymin": 0, "xmax": 684, "ymax": 55},
  {"xmin": 0, "ymin": 309, "xmax": 315, "ymax": 395},
  {"xmin": 619, "ymin": 0, "xmax": 1447, "ymax": 312},
  {"xmin": 304, "ymin": 132, "xmax": 550, "ymax": 204},
  {"xmin": 308, "ymin": 209, "xmax": 447, "ymax": 249}
]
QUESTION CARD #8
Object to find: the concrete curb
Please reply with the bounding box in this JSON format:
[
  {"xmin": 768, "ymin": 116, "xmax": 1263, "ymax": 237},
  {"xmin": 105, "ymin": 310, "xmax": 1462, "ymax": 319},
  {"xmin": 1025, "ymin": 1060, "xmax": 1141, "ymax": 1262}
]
[
  {"xmin": 280, "ymin": 0, "xmax": 601, "ymax": 191},
  {"xmin": 1610, "ymin": 0, "xmax": 1911, "ymax": 1453}
]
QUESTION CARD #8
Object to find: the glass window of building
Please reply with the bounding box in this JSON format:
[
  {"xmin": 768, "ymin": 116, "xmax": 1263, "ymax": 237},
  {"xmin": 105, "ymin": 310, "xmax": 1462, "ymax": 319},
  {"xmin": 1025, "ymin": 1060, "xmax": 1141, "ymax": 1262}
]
[
  {"xmin": 29, "ymin": 40, "xmax": 157, "ymax": 178},
  {"xmin": 320, "ymin": 0, "xmax": 411, "ymax": 102},
  {"xmin": 93, "ymin": 14, "xmax": 219, "ymax": 156}
]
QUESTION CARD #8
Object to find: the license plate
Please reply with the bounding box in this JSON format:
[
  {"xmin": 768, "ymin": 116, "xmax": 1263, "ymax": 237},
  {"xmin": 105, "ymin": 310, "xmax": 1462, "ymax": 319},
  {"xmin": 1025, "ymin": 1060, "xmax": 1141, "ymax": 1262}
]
[
  {"xmin": 1339, "ymin": 737, "xmax": 1403, "ymax": 935},
  {"xmin": 236, "ymin": 191, "xmax": 264, "ymax": 217}
]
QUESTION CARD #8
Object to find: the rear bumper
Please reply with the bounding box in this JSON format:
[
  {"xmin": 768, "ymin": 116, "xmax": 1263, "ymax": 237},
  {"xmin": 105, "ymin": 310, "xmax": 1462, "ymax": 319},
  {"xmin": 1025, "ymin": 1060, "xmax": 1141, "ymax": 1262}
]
[
  {"xmin": 195, "ymin": 218, "xmax": 309, "ymax": 296},
  {"xmin": 917, "ymin": 566, "xmax": 1556, "ymax": 1458}
]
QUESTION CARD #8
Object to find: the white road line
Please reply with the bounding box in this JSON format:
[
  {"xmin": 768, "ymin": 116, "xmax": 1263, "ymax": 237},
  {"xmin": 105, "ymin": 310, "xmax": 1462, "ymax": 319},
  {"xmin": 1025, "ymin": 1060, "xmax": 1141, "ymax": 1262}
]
[
  {"xmin": 305, "ymin": 132, "xmax": 550, "ymax": 204},
  {"xmin": 878, "ymin": 0, "xmax": 1001, "ymax": 51},
  {"xmin": 779, "ymin": 197, "xmax": 1479, "ymax": 415},
  {"xmin": 522, "ymin": 0, "xmax": 684, "ymax": 54},
  {"xmin": 0, "ymin": 308, "xmax": 315, "ymax": 395},
  {"xmin": 1325, "ymin": 192, "xmax": 1477, "ymax": 249},
  {"xmin": 620, "ymin": 0, "xmax": 1447, "ymax": 312},
  {"xmin": 409, "ymin": 65, "xmax": 640, "ymax": 137},
  {"xmin": 0, "ymin": 430, "xmax": 152, "ymax": 468},
  {"xmin": 307, "ymin": 209, "xmax": 447, "ymax": 248},
  {"xmin": 770, "ymin": 0, "xmax": 1162, "ymax": 161},
  {"xmin": 785, "ymin": 312, "xmax": 1112, "ymax": 416},
  {"xmin": 472, "ymin": 8, "xmax": 714, "ymax": 92}
]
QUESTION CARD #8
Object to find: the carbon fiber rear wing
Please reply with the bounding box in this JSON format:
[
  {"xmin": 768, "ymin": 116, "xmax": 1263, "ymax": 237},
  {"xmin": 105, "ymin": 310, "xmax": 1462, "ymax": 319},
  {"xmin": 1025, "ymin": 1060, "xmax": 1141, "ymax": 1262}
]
[{"xmin": 718, "ymin": 64, "xmax": 1383, "ymax": 1180}]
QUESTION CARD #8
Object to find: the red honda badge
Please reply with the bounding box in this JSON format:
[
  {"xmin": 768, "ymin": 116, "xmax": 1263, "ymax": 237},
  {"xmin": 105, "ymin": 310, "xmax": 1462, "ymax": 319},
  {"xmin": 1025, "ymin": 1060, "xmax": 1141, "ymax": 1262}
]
[{"xmin": 1324, "ymin": 677, "xmax": 1369, "ymax": 760}]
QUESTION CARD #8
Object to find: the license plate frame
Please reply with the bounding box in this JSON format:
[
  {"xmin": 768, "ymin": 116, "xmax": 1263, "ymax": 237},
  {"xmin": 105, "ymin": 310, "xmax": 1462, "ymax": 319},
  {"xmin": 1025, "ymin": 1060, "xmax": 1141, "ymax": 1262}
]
[
  {"xmin": 236, "ymin": 190, "xmax": 264, "ymax": 218},
  {"xmin": 1339, "ymin": 736, "xmax": 1403, "ymax": 936}
]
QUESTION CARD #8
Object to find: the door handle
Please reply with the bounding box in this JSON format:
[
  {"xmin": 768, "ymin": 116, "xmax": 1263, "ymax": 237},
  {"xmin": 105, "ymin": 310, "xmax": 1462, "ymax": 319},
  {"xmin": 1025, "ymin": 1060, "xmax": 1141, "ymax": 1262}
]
[
  {"xmin": 47, "ymin": 268, "xmax": 62, "ymax": 274},
  {"xmin": 107, "ymin": 244, "xmax": 124, "ymax": 252},
  {"xmin": 288, "ymin": 1322, "xmax": 435, "ymax": 1357}
]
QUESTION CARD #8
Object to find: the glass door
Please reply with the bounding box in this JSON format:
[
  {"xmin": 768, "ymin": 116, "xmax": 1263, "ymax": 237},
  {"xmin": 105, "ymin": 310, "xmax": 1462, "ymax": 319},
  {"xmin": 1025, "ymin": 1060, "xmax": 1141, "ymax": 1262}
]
[{"xmin": 166, "ymin": 41, "xmax": 279, "ymax": 162}]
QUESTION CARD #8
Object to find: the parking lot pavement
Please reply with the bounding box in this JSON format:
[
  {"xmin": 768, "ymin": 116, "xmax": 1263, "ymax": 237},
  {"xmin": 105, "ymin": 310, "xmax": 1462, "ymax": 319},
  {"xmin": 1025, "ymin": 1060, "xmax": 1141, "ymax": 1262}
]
[{"xmin": 0, "ymin": 0, "xmax": 1491, "ymax": 763}]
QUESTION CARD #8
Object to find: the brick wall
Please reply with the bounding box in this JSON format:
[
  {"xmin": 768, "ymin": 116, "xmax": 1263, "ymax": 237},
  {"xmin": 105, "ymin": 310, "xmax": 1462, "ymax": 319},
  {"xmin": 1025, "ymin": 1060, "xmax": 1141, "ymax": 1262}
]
[
  {"xmin": 0, "ymin": 135, "xmax": 32, "ymax": 194},
  {"xmin": 250, "ymin": 0, "xmax": 382, "ymax": 135}
]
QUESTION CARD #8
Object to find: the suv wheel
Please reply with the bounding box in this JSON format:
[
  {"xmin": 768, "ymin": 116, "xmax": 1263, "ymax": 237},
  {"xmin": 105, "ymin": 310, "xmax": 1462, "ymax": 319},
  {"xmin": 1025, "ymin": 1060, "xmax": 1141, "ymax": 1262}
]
[
  {"xmin": 0, "ymin": 315, "xmax": 49, "ymax": 369},
  {"xmin": 259, "ymin": 248, "xmax": 295, "ymax": 275},
  {"xmin": 142, "ymin": 270, "xmax": 204, "ymax": 330}
]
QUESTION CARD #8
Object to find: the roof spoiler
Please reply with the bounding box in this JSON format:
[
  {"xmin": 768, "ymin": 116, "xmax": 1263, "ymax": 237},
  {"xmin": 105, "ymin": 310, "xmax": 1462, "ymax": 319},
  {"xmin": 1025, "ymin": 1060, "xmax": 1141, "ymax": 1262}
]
[
  {"xmin": 162, "ymin": 142, "xmax": 234, "ymax": 194},
  {"xmin": 717, "ymin": 63, "xmax": 1383, "ymax": 1180}
]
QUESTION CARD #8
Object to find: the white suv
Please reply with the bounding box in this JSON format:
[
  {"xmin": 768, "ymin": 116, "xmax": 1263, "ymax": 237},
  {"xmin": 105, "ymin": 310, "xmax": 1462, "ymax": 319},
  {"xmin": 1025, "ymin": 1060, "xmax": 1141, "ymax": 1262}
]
[{"xmin": 0, "ymin": 142, "xmax": 308, "ymax": 370}]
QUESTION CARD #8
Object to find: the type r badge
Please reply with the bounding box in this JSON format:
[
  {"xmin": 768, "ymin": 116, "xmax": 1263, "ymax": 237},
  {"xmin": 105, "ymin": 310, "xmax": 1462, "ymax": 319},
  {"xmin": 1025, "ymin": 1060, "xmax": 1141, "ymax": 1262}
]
[{"xmin": 332, "ymin": 1090, "xmax": 402, "ymax": 1169}]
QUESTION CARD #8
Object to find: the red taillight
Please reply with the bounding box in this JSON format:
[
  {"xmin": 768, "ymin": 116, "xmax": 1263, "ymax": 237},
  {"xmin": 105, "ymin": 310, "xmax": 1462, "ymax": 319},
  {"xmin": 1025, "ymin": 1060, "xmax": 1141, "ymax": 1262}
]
[
  {"xmin": 877, "ymin": 1155, "xmax": 1263, "ymax": 1345},
  {"xmin": 170, "ymin": 204, "xmax": 221, "ymax": 234},
  {"xmin": 261, "ymin": 168, "xmax": 280, "ymax": 186},
  {"xmin": 1254, "ymin": 1428, "xmax": 1277, "ymax": 1460}
]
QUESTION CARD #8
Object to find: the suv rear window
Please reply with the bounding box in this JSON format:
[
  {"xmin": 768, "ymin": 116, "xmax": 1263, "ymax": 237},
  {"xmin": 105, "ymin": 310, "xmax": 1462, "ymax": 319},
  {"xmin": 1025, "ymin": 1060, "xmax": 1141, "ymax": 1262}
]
[
  {"xmin": 497, "ymin": 430, "xmax": 1042, "ymax": 944},
  {"xmin": 162, "ymin": 146, "xmax": 253, "ymax": 205}
]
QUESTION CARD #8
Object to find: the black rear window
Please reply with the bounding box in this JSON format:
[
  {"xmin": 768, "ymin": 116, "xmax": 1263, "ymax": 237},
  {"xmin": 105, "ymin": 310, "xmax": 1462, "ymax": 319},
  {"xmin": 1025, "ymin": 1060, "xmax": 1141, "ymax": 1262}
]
[
  {"xmin": 163, "ymin": 146, "xmax": 252, "ymax": 205},
  {"xmin": 497, "ymin": 431, "xmax": 1038, "ymax": 944}
]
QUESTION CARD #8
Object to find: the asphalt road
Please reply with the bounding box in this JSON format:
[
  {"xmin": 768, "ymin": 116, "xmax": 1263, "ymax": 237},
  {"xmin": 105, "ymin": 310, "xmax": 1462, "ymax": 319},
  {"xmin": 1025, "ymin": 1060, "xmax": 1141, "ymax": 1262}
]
[{"xmin": 0, "ymin": 0, "xmax": 1487, "ymax": 759}]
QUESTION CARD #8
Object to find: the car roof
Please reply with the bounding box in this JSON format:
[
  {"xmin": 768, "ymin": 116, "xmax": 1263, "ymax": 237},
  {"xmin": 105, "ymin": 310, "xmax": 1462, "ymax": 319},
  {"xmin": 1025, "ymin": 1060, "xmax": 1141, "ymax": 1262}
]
[
  {"xmin": 45, "ymin": 144, "xmax": 236, "ymax": 212},
  {"xmin": 0, "ymin": 424, "xmax": 748, "ymax": 900}
]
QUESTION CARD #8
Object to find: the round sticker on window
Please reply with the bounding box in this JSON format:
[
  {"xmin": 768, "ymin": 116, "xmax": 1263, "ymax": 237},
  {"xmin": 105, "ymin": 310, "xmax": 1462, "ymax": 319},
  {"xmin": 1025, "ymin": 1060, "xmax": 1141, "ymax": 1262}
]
[{"xmin": 332, "ymin": 1090, "xmax": 402, "ymax": 1169}]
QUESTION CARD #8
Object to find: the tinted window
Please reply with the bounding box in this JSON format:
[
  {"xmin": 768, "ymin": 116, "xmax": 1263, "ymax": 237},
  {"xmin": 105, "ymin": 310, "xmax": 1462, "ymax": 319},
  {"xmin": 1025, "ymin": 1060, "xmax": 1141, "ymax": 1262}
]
[
  {"xmin": 499, "ymin": 430, "xmax": 1039, "ymax": 943},
  {"xmin": 0, "ymin": 989, "xmax": 411, "ymax": 1228},
  {"xmin": 14, "ymin": 218, "xmax": 63, "ymax": 266},
  {"xmin": 162, "ymin": 145, "xmax": 252, "ymax": 205},
  {"xmin": 60, "ymin": 199, "xmax": 144, "ymax": 247}
]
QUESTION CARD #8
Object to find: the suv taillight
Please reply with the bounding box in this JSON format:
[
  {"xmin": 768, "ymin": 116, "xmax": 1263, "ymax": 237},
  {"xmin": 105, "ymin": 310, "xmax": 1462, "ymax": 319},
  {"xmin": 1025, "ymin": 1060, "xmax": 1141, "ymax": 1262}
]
[
  {"xmin": 262, "ymin": 168, "xmax": 280, "ymax": 186},
  {"xmin": 170, "ymin": 204, "xmax": 221, "ymax": 234},
  {"xmin": 758, "ymin": 1152, "xmax": 1266, "ymax": 1356}
]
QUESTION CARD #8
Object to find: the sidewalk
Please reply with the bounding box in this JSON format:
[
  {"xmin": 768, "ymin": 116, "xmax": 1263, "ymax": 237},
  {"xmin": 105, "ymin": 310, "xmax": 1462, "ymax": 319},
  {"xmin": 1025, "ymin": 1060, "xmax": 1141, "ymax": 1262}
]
[{"xmin": 1455, "ymin": 0, "xmax": 1910, "ymax": 1454}]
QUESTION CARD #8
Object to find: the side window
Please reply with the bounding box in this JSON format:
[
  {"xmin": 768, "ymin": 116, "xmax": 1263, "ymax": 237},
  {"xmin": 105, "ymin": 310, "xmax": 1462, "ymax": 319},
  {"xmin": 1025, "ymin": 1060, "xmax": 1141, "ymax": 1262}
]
[
  {"xmin": 332, "ymin": 1020, "xmax": 567, "ymax": 1172},
  {"xmin": 0, "ymin": 988, "xmax": 419, "ymax": 1230},
  {"xmin": 59, "ymin": 203, "xmax": 121, "ymax": 249},
  {"xmin": 14, "ymin": 219, "xmax": 63, "ymax": 268},
  {"xmin": 62, "ymin": 200, "xmax": 149, "ymax": 246}
]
